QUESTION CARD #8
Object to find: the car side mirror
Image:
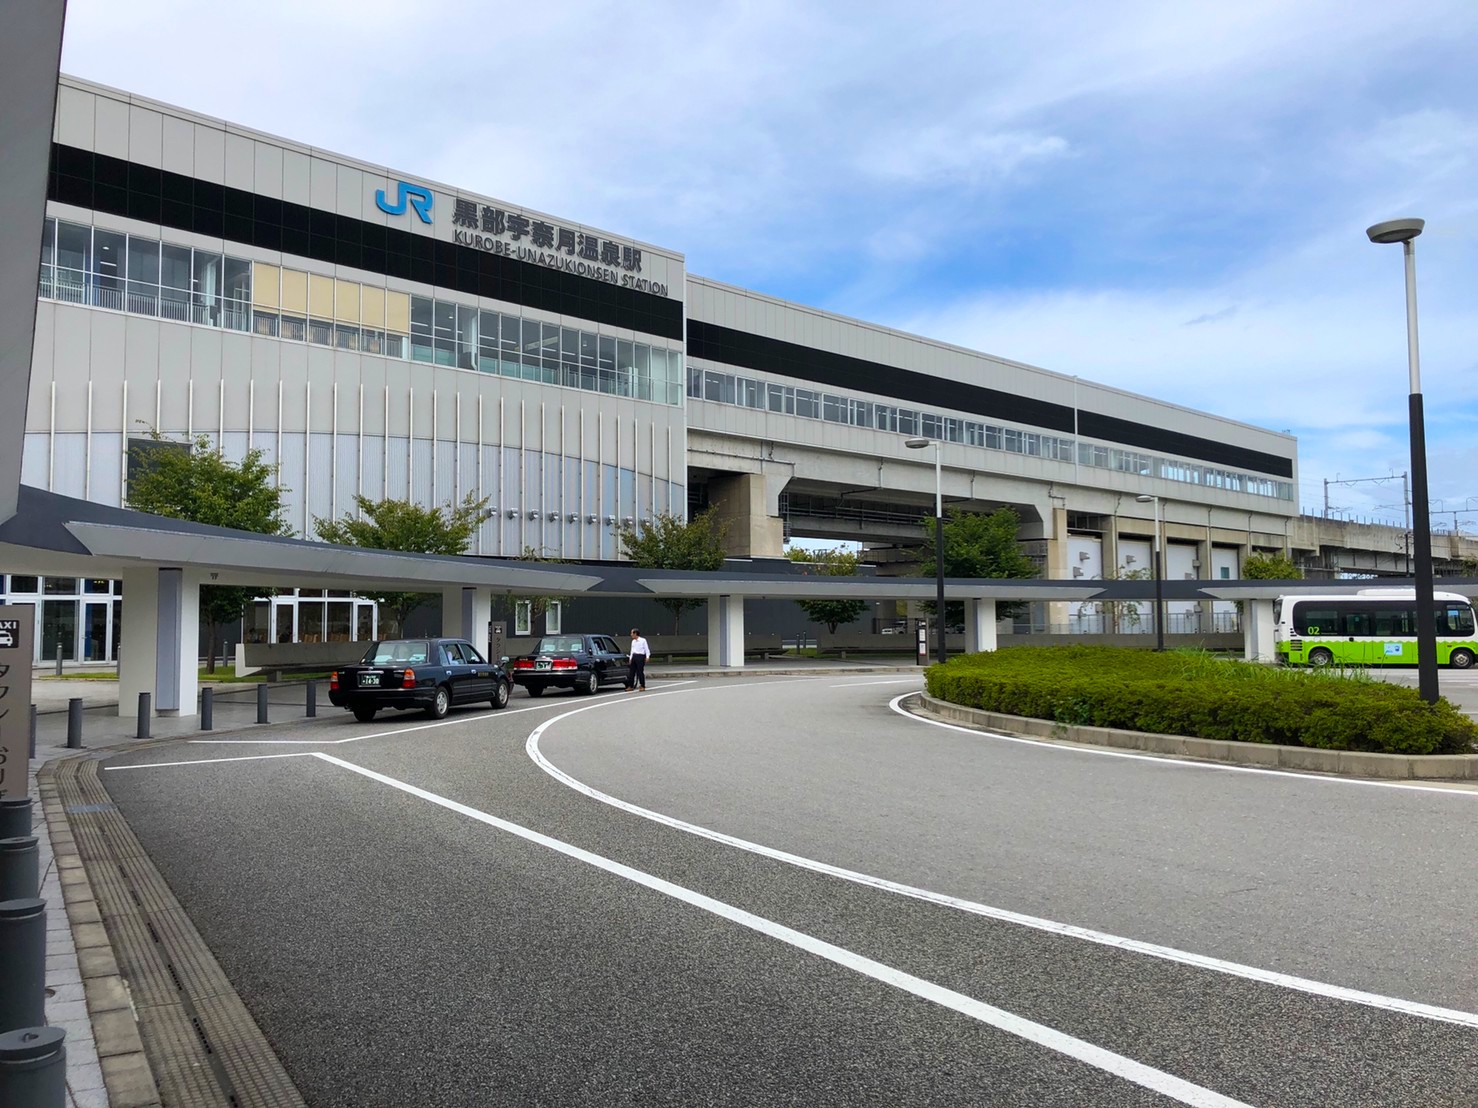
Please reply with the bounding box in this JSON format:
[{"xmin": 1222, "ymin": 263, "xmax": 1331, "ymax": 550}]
[{"xmin": 499, "ymin": 656, "xmax": 509, "ymax": 665}]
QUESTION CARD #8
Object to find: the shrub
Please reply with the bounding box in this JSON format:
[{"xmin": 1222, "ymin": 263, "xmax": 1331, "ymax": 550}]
[{"xmin": 925, "ymin": 646, "xmax": 1478, "ymax": 756}]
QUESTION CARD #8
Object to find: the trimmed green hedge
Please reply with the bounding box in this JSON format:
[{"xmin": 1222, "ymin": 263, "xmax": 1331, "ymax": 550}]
[{"xmin": 924, "ymin": 646, "xmax": 1478, "ymax": 756}]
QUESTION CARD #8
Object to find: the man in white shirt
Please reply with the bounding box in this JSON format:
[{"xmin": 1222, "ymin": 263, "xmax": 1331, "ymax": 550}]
[{"xmin": 626, "ymin": 628, "xmax": 651, "ymax": 692}]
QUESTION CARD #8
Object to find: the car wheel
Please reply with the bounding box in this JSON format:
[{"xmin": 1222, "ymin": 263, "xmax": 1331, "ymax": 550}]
[
  {"xmin": 352, "ymin": 705, "xmax": 377, "ymax": 722},
  {"xmin": 491, "ymin": 680, "xmax": 511, "ymax": 709},
  {"xmin": 526, "ymin": 684, "xmax": 544, "ymax": 697},
  {"xmin": 425, "ymin": 685, "xmax": 451, "ymax": 719},
  {"xmin": 1450, "ymin": 648, "xmax": 1475, "ymax": 670},
  {"xmin": 578, "ymin": 672, "xmax": 598, "ymax": 696},
  {"xmin": 1307, "ymin": 647, "xmax": 1334, "ymax": 668}
]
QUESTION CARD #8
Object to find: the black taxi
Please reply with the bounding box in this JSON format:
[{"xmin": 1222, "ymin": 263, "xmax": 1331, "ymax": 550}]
[{"xmin": 328, "ymin": 637, "xmax": 513, "ymax": 722}]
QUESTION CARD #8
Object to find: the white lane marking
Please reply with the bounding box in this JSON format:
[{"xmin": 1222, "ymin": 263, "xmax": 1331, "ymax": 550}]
[
  {"xmin": 525, "ymin": 693, "xmax": 1478, "ymax": 1030},
  {"xmin": 312, "ymin": 751, "xmax": 1250, "ymax": 1108},
  {"xmin": 892, "ymin": 694, "xmax": 1478, "ymax": 798},
  {"xmin": 187, "ymin": 702, "xmax": 561, "ymax": 745},
  {"xmin": 828, "ymin": 678, "xmax": 924, "ymax": 687},
  {"xmin": 104, "ymin": 752, "xmax": 317, "ymax": 770}
]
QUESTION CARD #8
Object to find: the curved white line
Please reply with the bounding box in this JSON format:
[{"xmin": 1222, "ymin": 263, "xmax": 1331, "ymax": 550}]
[
  {"xmin": 892, "ymin": 693, "xmax": 1478, "ymax": 797},
  {"xmin": 526, "ymin": 687, "xmax": 1478, "ymax": 1029}
]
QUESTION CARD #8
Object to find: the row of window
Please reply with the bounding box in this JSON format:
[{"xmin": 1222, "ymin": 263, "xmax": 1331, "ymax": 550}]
[
  {"xmin": 689, "ymin": 366, "xmax": 1293, "ymax": 500},
  {"xmin": 37, "ymin": 218, "xmax": 683, "ymax": 406}
]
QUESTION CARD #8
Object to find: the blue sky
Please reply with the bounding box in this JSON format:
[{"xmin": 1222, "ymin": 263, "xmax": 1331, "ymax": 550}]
[{"xmin": 60, "ymin": 1, "xmax": 1478, "ymax": 530}]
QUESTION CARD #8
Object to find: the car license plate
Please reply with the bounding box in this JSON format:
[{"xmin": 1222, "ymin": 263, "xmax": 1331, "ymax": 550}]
[
  {"xmin": 359, "ymin": 673, "xmax": 381, "ymax": 687},
  {"xmin": 535, "ymin": 659, "xmax": 552, "ymax": 671}
]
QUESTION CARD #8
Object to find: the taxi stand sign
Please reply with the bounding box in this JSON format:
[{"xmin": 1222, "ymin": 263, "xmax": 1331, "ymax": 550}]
[{"xmin": 0, "ymin": 605, "xmax": 36, "ymax": 800}]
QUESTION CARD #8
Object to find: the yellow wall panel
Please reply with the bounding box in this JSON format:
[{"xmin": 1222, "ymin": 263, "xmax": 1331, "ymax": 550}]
[
  {"xmin": 308, "ymin": 274, "xmax": 334, "ymax": 319},
  {"xmin": 334, "ymin": 279, "xmax": 360, "ymax": 323},
  {"xmin": 281, "ymin": 269, "xmax": 308, "ymax": 313},
  {"xmin": 386, "ymin": 290, "xmax": 410, "ymax": 333},
  {"xmin": 252, "ymin": 263, "xmax": 280, "ymax": 308},
  {"xmin": 361, "ymin": 286, "xmax": 386, "ymax": 328}
]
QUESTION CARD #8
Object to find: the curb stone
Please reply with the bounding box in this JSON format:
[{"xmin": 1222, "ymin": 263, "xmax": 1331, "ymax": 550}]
[{"xmin": 913, "ymin": 693, "xmax": 1478, "ymax": 781}]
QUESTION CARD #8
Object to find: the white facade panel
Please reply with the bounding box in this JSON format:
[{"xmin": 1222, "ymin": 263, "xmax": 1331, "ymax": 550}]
[
  {"xmin": 92, "ymin": 94, "xmax": 130, "ymax": 159},
  {"xmin": 128, "ymin": 106, "xmax": 163, "ymax": 169}
]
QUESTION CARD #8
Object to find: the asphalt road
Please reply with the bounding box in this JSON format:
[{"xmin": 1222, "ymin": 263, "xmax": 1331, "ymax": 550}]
[{"xmin": 99, "ymin": 672, "xmax": 1478, "ymax": 1107}]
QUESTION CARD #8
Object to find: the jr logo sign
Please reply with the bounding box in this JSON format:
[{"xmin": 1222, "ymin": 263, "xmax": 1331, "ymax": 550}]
[{"xmin": 375, "ymin": 181, "xmax": 434, "ymax": 224}]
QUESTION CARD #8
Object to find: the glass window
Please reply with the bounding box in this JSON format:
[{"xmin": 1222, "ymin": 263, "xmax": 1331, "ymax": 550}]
[
  {"xmin": 898, "ymin": 409, "xmax": 918, "ymax": 436},
  {"xmin": 542, "ymin": 322, "xmax": 560, "ymax": 384},
  {"xmin": 92, "ymin": 228, "xmax": 125, "ymax": 310},
  {"xmin": 308, "ymin": 318, "xmax": 333, "ymax": 345},
  {"xmin": 634, "ymin": 344, "xmax": 652, "ymax": 400},
  {"xmin": 10, "ymin": 575, "xmax": 39, "ymax": 593},
  {"xmin": 500, "ymin": 313, "xmax": 522, "ymax": 376},
  {"xmin": 158, "ymin": 243, "xmax": 192, "ymax": 320},
  {"xmin": 849, "ymin": 399, "xmax": 873, "ymax": 428},
  {"xmin": 921, "ymin": 414, "xmax": 942, "ymax": 440},
  {"xmin": 479, "ymin": 310, "xmax": 501, "ymax": 371},
  {"xmin": 433, "ymin": 300, "xmax": 457, "ymax": 366},
  {"xmin": 823, "ymin": 395, "xmax": 847, "ymax": 423},
  {"xmin": 768, "ymin": 383, "xmax": 792, "ymax": 414},
  {"xmin": 410, "ymin": 296, "xmax": 433, "ymax": 363},
  {"xmin": 741, "ymin": 377, "xmax": 764, "ymax": 409},
  {"xmin": 125, "ymin": 237, "xmax": 159, "ymax": 316},
  {"xmin": 193, "ymin": 251, "xmax": 223, "ymax": 325},
  {"xmin": 279, "ymin": 314, "xmax": 306, "ymax": 342},
  {"xmin": 41, "ymin": 217, "xmax": 55, "ymax": 267},
  {"xmin": 44, "ymin": 577, "xmax": 79, "ymax": 595},
  {"xmin": 253, "ymin": 312, "xmax": 280, "ymax": 337},
  {"xmin": 334, "ymin": 323, "xmax": 360, "ymax": 350},
  {"xmin": 598, "ymin": 335, "xmax": 617, "ymax": 393},
  {"xmin": 456, "ymin": 304, "xmax": 478, "ymax": 370},
  {"xmin": 580, "ymin": 330, "xmax": 598, "ymax": 391},
  {"xmin": 965, "ymin": 422, "xmax": 985, "ymax": 446},
  {"xmin": 794, "ymin": 389, "xmax": 819, "ymax": 419},
  {"xmin": 560, "ymin": 327, "xmax": 581, "ymax": 388},
  {"xmin": 56, "ymin": 221, "xmax": 89, "ymax": 276}
]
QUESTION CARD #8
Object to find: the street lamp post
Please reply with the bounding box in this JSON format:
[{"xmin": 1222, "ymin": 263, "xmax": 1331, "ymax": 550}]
[
  {"xmin": 1367, "ymin": 218, "xmax": 1438, "ymax": 704},
  {"xmin": 1135, "ymin": 494, "xmax": 1164, "ymax": 651},
  {"xmin": 906, "ymin": 437, "xmax": 947, "ymax": 664}
]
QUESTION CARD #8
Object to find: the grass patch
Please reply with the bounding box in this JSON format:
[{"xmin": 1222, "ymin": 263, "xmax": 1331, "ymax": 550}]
[{"xmin": 926, "ymin": 645, "xmax": 1477, "ymax": 756}]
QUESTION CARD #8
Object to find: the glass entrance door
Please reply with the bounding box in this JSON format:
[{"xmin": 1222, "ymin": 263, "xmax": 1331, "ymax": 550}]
[
  {"xmin": 41, "ymin": 599, "xmax": 78, "ymax": 662},
  {"xmin": 82, "ymin": 601, "xmax": 110, "ymax": 662}
]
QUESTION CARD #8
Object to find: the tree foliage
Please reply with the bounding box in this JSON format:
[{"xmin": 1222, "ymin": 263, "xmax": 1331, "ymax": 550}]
[
  {"xmin": 785, "ymin": 546, "xmax": 869, "ymax": 633},
  {"xmin": 915, "ymin": 507, "xmax": 1038, "ymax": 622},
  {"xmin": 1242, "ymin": 552, "xmax": 1303, "ymax": 580},
  {"xmin": 617, "ymin": 509, "xmax": 730, "ymax": 632},
  {"xmin": 313, "ymin": 493, "xmax": 494, "ymax": 636},
  {"xmin": 124, "ymin": 432, "xmax": 293, "ymax": 671}
]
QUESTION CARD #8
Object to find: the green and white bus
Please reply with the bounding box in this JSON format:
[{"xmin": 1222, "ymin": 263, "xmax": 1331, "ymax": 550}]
[{"xmin": 1275, "ymin": 589, "xmax": 1478, "ymax": 669}]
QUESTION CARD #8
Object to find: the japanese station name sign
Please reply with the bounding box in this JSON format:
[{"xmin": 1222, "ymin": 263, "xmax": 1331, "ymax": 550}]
[
  {"xmin": 376, "ymin": 179, "xmax": 671, "ymax": 299},
  {"xmin": 449, "ymin": 198, "xmax": 670, "ymax": 298}
]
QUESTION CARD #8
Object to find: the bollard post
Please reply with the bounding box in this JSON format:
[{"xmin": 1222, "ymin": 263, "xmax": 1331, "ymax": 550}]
[
  {"xmin": 0, "ymin": 899, "xmax": 47, "ymax": 1034},
  {"xmin": 53, "ymin": 638, "xmax": 62, "ymax": 678},
  {"xmin": 200, "ymin": 686, "xmax": 213, "ymax": 731},
  {"xmin": 0, "ymin": 1025, "xmax": 67, "ymax": 1107},
  {"xmin": 0, "ymin": 799, "xmax": 31, "ymax": 841},
  {"xmin": 305, "ymin": 679, "xmax": 316, "ymax": 718},
  {"xmin": 0, "ymin": 839, "xmax": 39, "ymax": 903},
  {"xmin": 257, "ymin": 683, "xmax": 269, "ymax": 724},
  {"xmin": 136, "ymin": 693, "xmax": 151, "ymax": 740},
  {"xmin": 28, "ymin": 705, "xmax": 36, "ymax": 760},
  {"xmin": 65, "ymin": 700, "xmax": 82, "ymax": 750}
]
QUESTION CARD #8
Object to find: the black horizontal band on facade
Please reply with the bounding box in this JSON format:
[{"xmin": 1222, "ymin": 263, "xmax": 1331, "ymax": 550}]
[
  {"xmin": 686, "ymin": 320, "xmax": 1294, "ymax": 479},
  {"xmin": 46, "ymin": 143, "xmax": 684, "ymax": 341}
]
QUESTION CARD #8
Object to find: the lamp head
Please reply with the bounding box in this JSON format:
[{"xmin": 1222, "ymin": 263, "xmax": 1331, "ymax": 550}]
[
  {"xmin": 1135, "ymin": 494, "xmax": 1156, "ymax": 503},
  {"xmin": 904, "ymin": 438, "xmax": 931, "ymax": 450},
  {"xmin": 1366, "ymin": 218, "xmax": 1424, "ymax": 245}
]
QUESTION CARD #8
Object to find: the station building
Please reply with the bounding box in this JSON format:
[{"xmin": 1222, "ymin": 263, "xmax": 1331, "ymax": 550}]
[{"xmin": 7, "ymin": 76, "xmax": 1300, "ymax": 663}]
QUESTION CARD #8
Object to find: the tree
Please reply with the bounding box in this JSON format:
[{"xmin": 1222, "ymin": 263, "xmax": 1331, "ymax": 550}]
[
  {"xmin": 1242, "ymin": 552, "xmax": 1303, "ymax": 580},
  {"xmin": 313, "ymin": 493, "xmax": 494, "ymax": 636},
  {"xmin": 617, "ymin": 509, "xmax": 730, "ymax": 633},
  {"xmin": 785, "ymin": 546, "xmax": 869, "ymax": 633},
  {"xmin": 916, "ymin": 507, "xmax": 1039, "ymax": 622},
  {"xmin": 125, "ymin": 431, "xmax": 293, "ymax": 672}
]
